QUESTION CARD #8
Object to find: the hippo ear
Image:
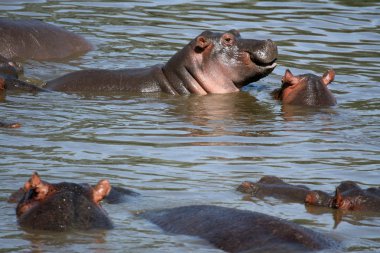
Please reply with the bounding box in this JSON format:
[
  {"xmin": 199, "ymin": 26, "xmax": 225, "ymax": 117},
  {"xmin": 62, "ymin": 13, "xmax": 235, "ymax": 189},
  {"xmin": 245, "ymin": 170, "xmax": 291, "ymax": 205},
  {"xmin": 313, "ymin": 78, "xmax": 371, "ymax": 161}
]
[
  {"xmin": 322, "ymin": 69, "xmax": 335, "ymax": 85},
  {"xmin": 282, "ymin": 69, "xmax": 296, "ymax": 85},
  {"xmin": 24, "ymin": 172, "xmax": 50, "ymax": 200},
  {"xmin": 194, "ymin": 36, "xmax": 210, "ymax": 51},
  {"xmin": 93, "ymin": 179, "xmax": 111, "ymax": 203}
]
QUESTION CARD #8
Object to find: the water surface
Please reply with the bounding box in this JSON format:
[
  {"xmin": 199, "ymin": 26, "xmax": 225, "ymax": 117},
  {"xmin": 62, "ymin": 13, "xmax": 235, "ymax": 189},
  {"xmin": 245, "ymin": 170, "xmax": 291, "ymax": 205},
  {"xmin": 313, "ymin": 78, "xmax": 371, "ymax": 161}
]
[{"xmin": 1, "ymin": 0, "xmax": 379, "ymax": 252}]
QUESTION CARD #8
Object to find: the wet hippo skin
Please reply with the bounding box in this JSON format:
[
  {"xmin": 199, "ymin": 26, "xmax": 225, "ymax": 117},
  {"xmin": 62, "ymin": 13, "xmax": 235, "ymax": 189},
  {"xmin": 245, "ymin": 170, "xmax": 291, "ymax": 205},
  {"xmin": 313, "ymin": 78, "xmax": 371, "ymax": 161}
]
[
  {"xmin": 16, "ymin": 173, "xmax": 113, "ymax": 231},
  {"xmin": 141, "ymin": 205, "xmax": 337, "ymax": 253},
  {"xmin": 331, "ymin": 181, "xmax": 380, "ymax": 212},
  {"xmin": 0, "ymin": 55, "xmax": 47, "ymax": 92},
  {"xmin": 237, "ymin": 176, "xmax": 312, "ymax": 203},
  {"xmin": 0, "ymin": 19, "xmax": 93, "ymax": 61},
  {"xmin": 306, "ymin": 181, "xmax": 380, "ymax": 212},
  {"xmin": 272, "ymin": 69, "xmax": 336, "ymax": 106},
  {"xmin": 45, "ymin": 29, "xmax": 278, "ymax": 95}
]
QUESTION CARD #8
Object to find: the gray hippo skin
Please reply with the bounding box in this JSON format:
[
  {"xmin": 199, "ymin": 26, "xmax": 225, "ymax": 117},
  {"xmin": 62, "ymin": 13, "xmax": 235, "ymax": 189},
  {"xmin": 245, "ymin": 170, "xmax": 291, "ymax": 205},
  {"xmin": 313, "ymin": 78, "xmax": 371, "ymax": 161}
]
[
  {"xmin": 16, "ymin": 172, "xmax": 113, "ymax": 231},
  {"xmin": 0, "ymin": 19, "xmax": 93, "ymax": 61},
  {"xmin": 45, "ymin": 29, "xmax": 278, "ymax": 95},
  {"xmin": 141, "ymin": 205, "xmax": 337, "ymax": 253},
  {"xmin": 0, "ymin": 55, "xmax": 46, "ymax": 92},
  {"xmin": 237, "ymin": 176, "xmax": 312, "ymax": 203},
  {"xmin": 272, "ymin": 69, "xmax": 336, "ymax": 106}
]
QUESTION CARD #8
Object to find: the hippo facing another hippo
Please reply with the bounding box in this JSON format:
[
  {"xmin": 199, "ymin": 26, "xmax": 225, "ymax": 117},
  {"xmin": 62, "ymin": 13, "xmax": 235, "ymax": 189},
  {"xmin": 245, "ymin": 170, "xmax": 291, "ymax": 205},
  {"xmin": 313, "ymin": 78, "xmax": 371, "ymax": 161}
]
[
  {"xmin": 45, "ymin": 30, "xmax": 277, "ymax": 95},
  {"xmin": 16, "ymin": 173, "xmax": 114, "ymax": 231},
  {"xmin": 272, "ymin": 69, "xmax": 336, "ymax": 106}
]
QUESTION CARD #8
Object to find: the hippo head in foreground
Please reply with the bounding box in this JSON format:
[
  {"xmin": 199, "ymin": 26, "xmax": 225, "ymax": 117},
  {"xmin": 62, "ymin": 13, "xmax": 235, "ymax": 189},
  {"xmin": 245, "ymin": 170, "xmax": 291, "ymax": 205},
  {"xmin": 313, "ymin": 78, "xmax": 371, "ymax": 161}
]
[
  {"xmin": 164, "ymin": 29, "xmax": 278, "ymax": 94},
  {"xmin": 16, "ymin": 172, "xmax": 113, "ymax": 231},
  {"xmin": 272, "ymin": 69, "xmax": 336, "ymax": 106}
]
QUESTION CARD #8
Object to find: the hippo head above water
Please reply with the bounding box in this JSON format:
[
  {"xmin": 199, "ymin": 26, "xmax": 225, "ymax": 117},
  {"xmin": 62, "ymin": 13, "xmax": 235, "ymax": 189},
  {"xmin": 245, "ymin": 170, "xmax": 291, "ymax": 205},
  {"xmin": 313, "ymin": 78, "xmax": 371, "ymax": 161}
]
[
  {"xmin": 272, "ymin": 69, "xmax": 336, "ymax": 106},
  {"xmin": 164, "ymin": 29, "xmax": 278, "ymax": 94},
  {"xmin": 16, "ymin": 172, "xmax": 113, "ymax": 231},
  {"xmin": 45, "ymin": 29, "xmax": 278, "ymax": 95}
]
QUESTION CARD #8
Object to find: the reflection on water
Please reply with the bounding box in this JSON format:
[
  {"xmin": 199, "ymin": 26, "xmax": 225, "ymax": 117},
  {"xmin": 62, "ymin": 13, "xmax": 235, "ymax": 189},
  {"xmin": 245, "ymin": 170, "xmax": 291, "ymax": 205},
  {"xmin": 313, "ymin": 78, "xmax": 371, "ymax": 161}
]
[{"xmin": 0, "ymin": 0, "xmax": 379, "ymax": 252}]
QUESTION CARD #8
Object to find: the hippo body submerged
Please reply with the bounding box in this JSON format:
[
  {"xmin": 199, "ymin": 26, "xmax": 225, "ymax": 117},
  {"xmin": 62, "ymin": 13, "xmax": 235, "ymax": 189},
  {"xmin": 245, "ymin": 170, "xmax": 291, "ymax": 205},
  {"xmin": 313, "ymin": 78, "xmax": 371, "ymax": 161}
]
[
  {"xmin": 141, "ymin": 205, "xmax": 337, "ymax": 253},
  {"xmin": 272, "ymin": 69, "xmax": 336, "ymax": 106},
  {"xmin": 45, "ymin": 30, "xmax": 278, "ymax": 95},
  {"xmin": 237, "ymin": 176, "xmax": 312, "ymax": 203},
  {"xmin": 16, "ymin": 173, "xmax": 113, "ymax": 231},
  {"xmin": 0, "ymin": 55, "xmax": 46, "ymax": 92},
  {"xmin": 0, "ymin": 19, "xmax": 92, "ymax": 61}
]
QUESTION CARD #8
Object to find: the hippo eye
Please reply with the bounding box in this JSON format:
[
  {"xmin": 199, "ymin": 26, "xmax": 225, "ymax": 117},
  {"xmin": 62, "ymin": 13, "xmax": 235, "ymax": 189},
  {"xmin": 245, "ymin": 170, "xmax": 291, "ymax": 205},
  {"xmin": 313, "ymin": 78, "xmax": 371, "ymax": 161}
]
[{"xmin": 222, "ymin": 34, "xmax": 235, "ymax": 46}]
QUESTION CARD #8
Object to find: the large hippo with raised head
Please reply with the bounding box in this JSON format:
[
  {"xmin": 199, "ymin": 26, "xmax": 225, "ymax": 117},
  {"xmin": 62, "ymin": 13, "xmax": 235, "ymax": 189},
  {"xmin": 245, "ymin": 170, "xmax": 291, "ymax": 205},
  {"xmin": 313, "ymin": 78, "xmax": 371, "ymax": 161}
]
[
  {"xmin": 141, "ymin": 205, "xmax": 337, "ymax": 253},
  {"xmin": 45, "ymin": 30, "xmax": 278, "ymax": 95},
  {"xmin": 0, "ymin": 19, "xmax": 93, "ymax": 61}
]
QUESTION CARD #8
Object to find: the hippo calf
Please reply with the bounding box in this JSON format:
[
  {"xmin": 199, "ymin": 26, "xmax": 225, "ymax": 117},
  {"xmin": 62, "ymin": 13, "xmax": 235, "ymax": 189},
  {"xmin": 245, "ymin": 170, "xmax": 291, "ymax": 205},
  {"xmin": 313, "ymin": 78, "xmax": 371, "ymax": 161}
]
[
  {"xmin": 141, "ymin": 205, "xmax": 337, "ymax": 253},
  {"xmin": 45, "ymin": 29, "xmax": 278, "ymax": 95},
  {"xmin": 272, "ymin": 69, "xmax": 336, "ymax": 106},
  {"xmin": 0, "ymin": 19, "xmax": 92, "ymax": 61},
  {"xmin": 237, "ymin": 176, "xmax": 312, "ymax": 203},
  {"xmin": 16, "ymin": 173, "xmax": 113, "ymax": 231}
]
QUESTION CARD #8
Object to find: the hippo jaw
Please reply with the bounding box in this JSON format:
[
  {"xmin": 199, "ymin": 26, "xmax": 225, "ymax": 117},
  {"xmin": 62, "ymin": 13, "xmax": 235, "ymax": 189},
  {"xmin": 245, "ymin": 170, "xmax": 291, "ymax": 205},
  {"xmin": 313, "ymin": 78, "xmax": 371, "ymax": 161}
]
[{"xmin": 164, "ymin": 30, "xmax": 278, "ymax": 94}]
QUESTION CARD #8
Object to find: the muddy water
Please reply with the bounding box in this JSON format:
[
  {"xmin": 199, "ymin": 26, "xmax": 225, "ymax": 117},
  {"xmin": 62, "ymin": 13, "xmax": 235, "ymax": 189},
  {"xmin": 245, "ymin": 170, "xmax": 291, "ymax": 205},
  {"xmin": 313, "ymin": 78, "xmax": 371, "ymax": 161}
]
[{"xmin": 0, "ymin": 0, "xmax": 379, "ymax": 252}]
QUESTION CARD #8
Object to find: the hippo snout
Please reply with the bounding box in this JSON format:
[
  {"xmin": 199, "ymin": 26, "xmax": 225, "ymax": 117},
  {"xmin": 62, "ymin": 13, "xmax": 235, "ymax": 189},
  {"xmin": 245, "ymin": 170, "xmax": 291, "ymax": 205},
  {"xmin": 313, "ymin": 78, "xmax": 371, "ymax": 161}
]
[{"xmin": 249, "ymin": 39, "xmax": 278, "ymax": 67}]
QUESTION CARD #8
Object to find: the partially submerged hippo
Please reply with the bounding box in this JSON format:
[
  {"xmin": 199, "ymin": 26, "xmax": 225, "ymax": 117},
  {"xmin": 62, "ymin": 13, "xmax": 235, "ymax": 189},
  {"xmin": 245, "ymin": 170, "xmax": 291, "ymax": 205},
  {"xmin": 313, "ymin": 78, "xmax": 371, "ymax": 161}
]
[
  {"xmin": 0, "ymin": 19, "xmax": 92, "ymax": 61},
  {"xmin": 237, "ymin": 176, "xmax": 311, "ymax": 203},
  {"xmin": 16, "ymin": 172, "xmax": 113, "ymax": 231},
  {"xmin": 331, "ymin": 181, "xmax": 380, "ymax": 212},
  {"xmin": 306, "ymin": 181, "xmax": 380, "ymax": 212},
  {"xmin": 0, "ymin": 55, "xmax": 47, "ymax": 92},
  {"xmin": 45, "ymin": 30, "xmax": 277, "ymax": 95},
  {"xmin": 272, "ymin": 69, "xmax": 336, "ymax": 106},
  {"xmin": 0, "ymin": 121, "xmax": 21, "ymax": 128},
  {"xmin": 141, "ymin": 205, "xmax": 337, "ymax": 253}
]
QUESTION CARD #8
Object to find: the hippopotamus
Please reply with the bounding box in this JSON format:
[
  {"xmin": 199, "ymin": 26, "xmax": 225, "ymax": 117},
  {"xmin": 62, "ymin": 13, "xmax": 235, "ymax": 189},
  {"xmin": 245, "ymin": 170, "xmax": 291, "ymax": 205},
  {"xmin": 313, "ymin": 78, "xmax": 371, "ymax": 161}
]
[
  {"xmin": 44, "ymin": 29, "xmax": 278, "ymax": 95},
  {"xmin": 0, "ymin": 19, "xmax": 92, "ymax": 61},
  {"xmin": 305, "ymin": 181, "xmax": 380, "ymax": 212},
  {"xmin": 16, "ymin": 172, "xmax": 113, "ymax": 231},
  {"xmin": 331, "ymin": 181, "xmax": 380, "ymax": 212},
  {"xmin": 272, "ymin": 69, "xmax": 336, "ymax": 106},
  {"xmin": 237, "ymin": 176, "xmax": 312, "ymax": 203},
  {"xmin": 0, "ymin": 121, "xmax": 21, "ymax": 128},
  {"xmin": 0, "ymin": 55, "xmax": 46, "ymax": 92},
  {"xmin": 141, "ymin": 205, "xmax": 337, "ymax": 253},
  {"xmin": 305, "ymin": 190, "xmax": 333, "ymax": 207}
]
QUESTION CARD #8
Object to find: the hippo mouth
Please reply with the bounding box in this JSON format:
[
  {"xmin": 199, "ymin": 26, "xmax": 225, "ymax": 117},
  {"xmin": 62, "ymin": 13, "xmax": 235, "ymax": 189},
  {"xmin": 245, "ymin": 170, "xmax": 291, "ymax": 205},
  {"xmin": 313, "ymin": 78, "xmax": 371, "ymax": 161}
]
[{"xmin": 250, "ymin": 55, "xmax": 277, "ymax": 70}]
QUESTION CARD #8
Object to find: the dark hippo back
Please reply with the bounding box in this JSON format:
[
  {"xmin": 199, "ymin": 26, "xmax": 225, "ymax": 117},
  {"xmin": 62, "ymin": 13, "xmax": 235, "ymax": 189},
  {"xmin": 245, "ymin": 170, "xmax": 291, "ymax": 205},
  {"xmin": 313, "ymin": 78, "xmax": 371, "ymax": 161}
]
[
  {"xmin": 141, "ymin": 205, "xmax": 337, "ymax": 253},
  {"xmin": 0, "ymin": 19, "xmax": 93, "ymax": 61}
]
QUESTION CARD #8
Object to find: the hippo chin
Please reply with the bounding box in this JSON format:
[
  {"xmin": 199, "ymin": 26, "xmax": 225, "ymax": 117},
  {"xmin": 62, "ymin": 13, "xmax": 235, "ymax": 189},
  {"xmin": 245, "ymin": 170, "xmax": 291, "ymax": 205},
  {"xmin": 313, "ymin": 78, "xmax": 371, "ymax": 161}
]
[
  {"xmin": 0, "ymin": 19, "xmax": 92, "ymax": 61},
  {"xmin": 45, "ymin": 29, "xmax": 278, "ymax": 95},
  {"xmin": 16, "ymin": 172, "xmax": 113, "ymax": 231},
  {"xmin": 141, "ymin": 205, "xmax": 337, "ymax": 253},
  {"xmin": 272, "ymin": 69, "xmax": 336, "ymax": 106}
]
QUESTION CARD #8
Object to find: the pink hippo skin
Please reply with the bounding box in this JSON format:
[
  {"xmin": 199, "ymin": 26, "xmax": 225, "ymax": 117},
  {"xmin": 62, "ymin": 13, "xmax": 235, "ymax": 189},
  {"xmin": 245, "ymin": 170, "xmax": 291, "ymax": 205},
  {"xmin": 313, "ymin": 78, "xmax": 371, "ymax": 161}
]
[
  {"xmin": 272, "ymin": 69, "xmax": 336, "ymax": 106},
  {"xmin": 16, "ymin": 173, "xmax": 113, "ymax": 231},
  {"xmin": 45, "ymin": 30, "xmax": 278, "ymax": 95}
]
